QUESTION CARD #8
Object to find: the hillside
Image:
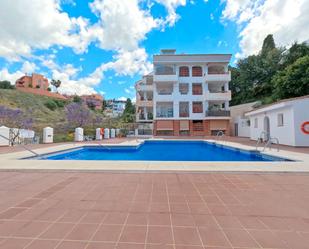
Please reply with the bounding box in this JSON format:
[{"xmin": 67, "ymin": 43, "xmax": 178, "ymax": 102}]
[{"xmin": 0, "ymin": 89, "xmax": 68, "ymax": 131}]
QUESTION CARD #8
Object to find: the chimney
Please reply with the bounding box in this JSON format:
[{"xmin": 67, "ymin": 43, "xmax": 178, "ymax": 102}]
[{"xmin": 160, "ymin": 49, "xmax": 176, "ymax": 55}]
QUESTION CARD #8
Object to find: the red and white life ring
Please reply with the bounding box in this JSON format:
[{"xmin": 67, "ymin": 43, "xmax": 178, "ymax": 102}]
[{"xmin": 301, "ymin": 122, "xmax": 309, "ymax": 134}]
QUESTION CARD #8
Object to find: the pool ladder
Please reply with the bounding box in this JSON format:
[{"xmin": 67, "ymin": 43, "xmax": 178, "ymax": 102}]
[
  {"xmin": 255, "ymin": 132, "xmax": 279, "ymax": 152},
  {"xmin": 0, "ymin": 134, "xmax": 39, "ymax": 156},
  {"xmin": 215, "ymin": 131, "xmax": 225, "ymax": 144}
]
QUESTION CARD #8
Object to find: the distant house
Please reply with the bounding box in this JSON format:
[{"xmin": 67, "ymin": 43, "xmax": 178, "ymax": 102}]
[
  {"xmin": 105, "ymin": 99, "xmax": 126, "ymax": 117},
  {"xmin": 81, "ymin": 94, "xmax": 103, "ymax": 110},
  {"xmin": 16, "ymin": 73, "xmax": 49, "ymax": 90},
  {"xmin": 15, "ymin": 73, "xmax": 67, "ymax": 100},
  {"xmin": 230, "ymin": 101, "xmax": 261, "ymax": 137}
]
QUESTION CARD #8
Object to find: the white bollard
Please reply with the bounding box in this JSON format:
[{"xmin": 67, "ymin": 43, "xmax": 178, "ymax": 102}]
[
  {"xmin": 110, "ymin": 129, "xmax": 115, "ymax": 138},
  {"xmin": 74, "ymin": 127, "xmax": 84, "ymax": 142},
  {"xmin": 43, "ymin": 127, "xmax": 53, "ymax": 143},
  {"xmin": 116, "ymin": 129, "xmax": 120, "ymax": 137},
  {"xmin": 104, "ymin": 128, "xmax": 110, "ymax": 139},
  {"xmin": 96, "ymin": 128, "xmax": 103, "ymax": 140},
  {"xmin": 0, "ymin": 126, "xmax": 10, "ymax": 146}
]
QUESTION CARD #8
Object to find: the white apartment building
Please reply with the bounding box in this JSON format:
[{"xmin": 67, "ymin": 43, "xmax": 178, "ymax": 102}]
[{"xmin": 135, "ymin": 49, "xmax": 232, "ymax": 136}]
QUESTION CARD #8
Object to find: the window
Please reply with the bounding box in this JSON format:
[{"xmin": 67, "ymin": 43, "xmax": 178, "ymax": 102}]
[
  {"xmin": 179, "ymin": 83, "xmax": 189, "ymax": 95},
  {"xmin": 155, "ymin": 64, "xmax": 175, "ymax": 75},
  {"xmin": 277, "ymin": 113, "xmax": 284, "ymax": 126},
  {"xmin": 192, "ymin": 102, "xmax": 203, "ymax": 113},
  {"xmin": 192, "ymin": 83, "xmax": 203, "ymax": 95},
  {"xmin": 179, "ymin": 66, "xmax": 189, "ymax": 77},
  {"xmin": 254, "ymin": 118, "xmax": 258, "ymax": 128},
  {"xmin": 179, "ymin": 102, "xmax": 189, "ymax": 117},
  {"xmin": 192, "ymin": 66, "xmax": 203, "ymax": 77}
]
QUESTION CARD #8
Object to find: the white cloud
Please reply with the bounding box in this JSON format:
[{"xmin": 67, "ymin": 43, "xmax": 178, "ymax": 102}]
[
  {"xmin": 154, "ymin": 0, "xmax": 187, "ymax": 26},
  {"xmin": 117, "ymin": 97, "xmax": 127, "ymax": 101},
  {"xmin": 0, "ymin": 61, "xmax": 38, "ymax": 84},
  {"xmin": 102, "ymin": 48, "xmax": 153, "ymax": 76},
  {"xmin": 0, "ymin": 0, "xmax": 96, "ymax": 60},
  {"xmin": 222, "ymin": 0, "xmax": 309, "ymax": 57},
  {"xmin": 21, "ymin": 61, "xmax": 37, "ymax": 74},
  {"xmin": 90, "ymin": 0, "xmax": 160, "ymax": 51}
]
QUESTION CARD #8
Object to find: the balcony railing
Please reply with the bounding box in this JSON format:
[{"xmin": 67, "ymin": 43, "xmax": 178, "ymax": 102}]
[
  {"xmin": 156, "ymin": 112, "xmax": 173, "ymax": 118},
  {"xmin": 205, "ymin": 110, "xmax": 230, "ymax": 117},
  {"xmin": 179, "ymin": 112, "xmax": 189, "ymax": 117},
  {"xmin": 205, "ymin": 91, "xmax": 231, "ymax": 101},
  {"xmin": 204, "ymin": 71, "xmax": 231, "ymax": 81}
]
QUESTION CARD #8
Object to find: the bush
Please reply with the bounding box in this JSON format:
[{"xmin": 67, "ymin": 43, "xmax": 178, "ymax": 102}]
[
  {"xmin": 0, "ymin": 81, "xmax": 15, "ymax": 89},
  {"xmin": 47, "ymin": 87, "xmax": 51, "ymax": 91},
  {"xmin": 53, "ymin": 99, "xmax": 65, "ymax": 108},
  {"xmin": 73, "ymin": 95, "xmax": 82, "ymax": 103},
  {"xmin": 44, "ymin": 100, "xmax": 57, "ymax": 111}
]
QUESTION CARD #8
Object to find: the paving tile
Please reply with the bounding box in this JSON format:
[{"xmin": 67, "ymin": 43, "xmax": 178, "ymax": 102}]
[
  {"xmin": 126, "ymin": 213, "xmax": 148, "ymax": 225},
  {"xmin": 56, "ymin": 241, "xmax": 87, "ymax": 249},
  {"xmin": 148, "ymin": 213, "xmax": 171, "ymax": 226},
  {"xmin": 171, "ymin": 213, "xmax": 196, "ymax": 226},
  {"xmin": 116, "ymin": 243, "xmax": 145, "ymax": 249},
  {"xmin": 173, "ymin": 227, "xmax": 202, "ymax": 246},
  {"xmin": 86, "ymin": 242, "xmax": 115, "ymax": 249},
  {"xmin": 0, "ymin": 238, "xmax": 32, "ymax": 249},
  {"xmin": 13, "ymin": 221, "xmax": 51, "ymax": 237},
  {"xmin": 119, "ymin": 225, "xmax": 147, "ymax": 243},
  {"xmin": 24, "ymin": 239, "xmax": 59, "ymax": 249},
  {"xmin": 146, "ymin": 226, "xmax": 173, "ymax": 244},
  {"xmin": 223, "ymin": 229, "xmax": 260, "ymax": 248},
  {"xmin": 80, "ymin": 211, "xmax": 106, "ymax": 224},
  {"xmin": 65, "ymin": 223, "xmax": 98, "ymax": 241},
  {"xmin": 103, "ymin": 212, "xmax": 127, "ymax": 225},
  {"xmin": 248, "ymin": 229, "xmax": 288, "ymax": 248},
  {"xmin": 40, "ymin": 223, "xmax": 74, "ymax": 239},
  {"xmin": 237, "ymin": 216, "xmax": 268, "ymax": 229},
  {"xmin": 198, "ymin": 227, "xmax": 230, "ymax": 247},
  {"xmin": 92, "ymin": 225, "xmax": 122, "ymax": 242}
]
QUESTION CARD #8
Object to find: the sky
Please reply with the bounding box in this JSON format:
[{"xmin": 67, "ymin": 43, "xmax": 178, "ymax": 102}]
[{"xmin": 0, "ymin": 0, "xmax": 308, "ymax": 101}]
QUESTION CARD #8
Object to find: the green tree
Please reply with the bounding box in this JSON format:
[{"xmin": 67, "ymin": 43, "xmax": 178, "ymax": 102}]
[
  {"xmin": 102, "ymin": 100, "xmax": 107, "ymax": 111},
  {"xmin": 0, "ymin": 80, "xmax": 14, "ymax": 89},
  {"xmin": 122, "ymin": 98, "xmax": 135, "ymax": 123},
  {"xmin": 280, "ymin": 42, "xmax": 309, "ymax": 68},
  {"xmin": 51, "ymin": 79, "xmax": 61, "ymax": 92},
  {"xmin": 73, "ymin": 95, "xmax": 82, "ymax": 103},
  {"xmin": 272, "ymin": 55, "xmax": 309, "ymax": 99},
  {"xmin": 260, "ymin": 34, "xmax": 276, "ymax": 57}
]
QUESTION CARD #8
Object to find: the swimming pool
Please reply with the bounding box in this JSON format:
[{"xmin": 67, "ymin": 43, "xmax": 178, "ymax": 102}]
[{"xmin": 36, "ymin": 141, "xmax": 289, "ymax": 162}]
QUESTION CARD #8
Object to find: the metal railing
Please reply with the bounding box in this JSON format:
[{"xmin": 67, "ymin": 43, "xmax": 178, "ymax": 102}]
[
  {"xmin": 255, "ymin": 131, "xmax": 280, "ymax": 152},
  {"xmin": 255, "ymin": 131, "xmax": 268, "ymax": 151},
  {"xmin": 215, "ymin": 131, "xmax": 225, "ymax": 143},
  {"xmin": 263, "ymin": 137, "xmax": 280, "ymax": 152},
  {"xmin": 205, "ymin": 110, "xmax": 230, "ymax": 117},
  {"xmin": 0, "ymin": 134, "xmax": 39, "ymax": 156}
]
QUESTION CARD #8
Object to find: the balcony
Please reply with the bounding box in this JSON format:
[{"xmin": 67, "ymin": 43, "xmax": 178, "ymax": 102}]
[
  {"xmin": 204, "ymin": 71, "xmax": 231, "ymax": 82},
  {"xmin": 154, "ymin": 74, "xmax": 178, "ymax": 82},
  {"xmin": 136, "ymin": 113, "xmax": 153, "ymax": 122},
  {"xmin": 135, "ymin": 84, "xmax": 153, "ymax": 91},
  {"xmin": 136, "ymin": 99, "xmax": 153, "ymax": 107},
  {"xmin": 205, "ymin": 91, "xmax": 231, "ymax": 101},
  {"xmin": 205, "ymin": 110, "xmax": 231, "ymax": 117}
]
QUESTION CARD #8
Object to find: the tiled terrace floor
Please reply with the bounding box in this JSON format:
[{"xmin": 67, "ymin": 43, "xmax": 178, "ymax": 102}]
[{"xmin": 0, "ymin": 171, "xmax": 309, "ymax": 249}]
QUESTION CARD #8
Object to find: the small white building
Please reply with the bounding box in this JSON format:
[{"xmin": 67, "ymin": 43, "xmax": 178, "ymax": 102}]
[
  {"xmin": 230, "ymin": 101, "xmax": 261, "ymax": 137},
  {"xmin": 245, "ymin": 96, "xmax": 309, "ymax": 147}
]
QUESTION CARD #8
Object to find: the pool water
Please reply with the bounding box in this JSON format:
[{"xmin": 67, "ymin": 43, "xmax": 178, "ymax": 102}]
[{"xmin": 40, "ymin": 141, "xmax": 288, "ymax": 161}]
